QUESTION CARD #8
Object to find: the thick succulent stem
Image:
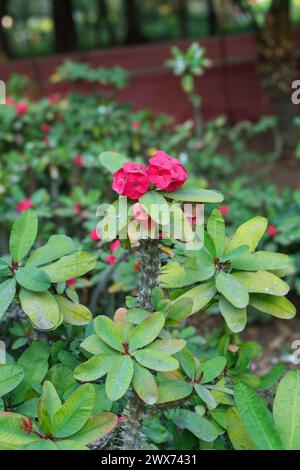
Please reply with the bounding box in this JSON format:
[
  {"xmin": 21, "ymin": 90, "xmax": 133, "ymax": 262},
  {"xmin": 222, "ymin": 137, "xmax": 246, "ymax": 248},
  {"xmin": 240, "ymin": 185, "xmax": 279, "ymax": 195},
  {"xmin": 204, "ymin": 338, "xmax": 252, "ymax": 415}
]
[
  {"xmin": 136, "ymin": 239, "xmax": 160, "ymax": 311},
  {"xmin": 118, "ymin": 239, "xmax": 161, "ymax": 450}
]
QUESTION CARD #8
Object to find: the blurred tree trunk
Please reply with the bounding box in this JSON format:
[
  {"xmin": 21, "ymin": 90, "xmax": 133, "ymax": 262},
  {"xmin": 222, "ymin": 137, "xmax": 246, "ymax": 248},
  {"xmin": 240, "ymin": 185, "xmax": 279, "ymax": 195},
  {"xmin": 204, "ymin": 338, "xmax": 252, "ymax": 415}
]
[
  {"xmin": 234, "ymin": 0, "xmax": 299, "ymax": 162},
  {"xmin": 257, "ymin": 0, "xmax": 299, "ymax": 161},
  {"xmin": 123, "ymin": 0, "xmax": 147, "ymax": 44},
  {"xmin": 52, "ymin": 0, "xmax": 78, "ymax": 53},
  {"xmin": 177, "ymin": 0, "xmax": 188, "ymax": 38},
  {"xmin": 0, "ymin": 0, "xmax": 12, "ymax": 58},
  {"xmin": 96, "ymin": 0, "xmax": 116, "ymax": 45},
  {"xmin": 207, "ymin": 0, "xmax": 218, "ymax": 35}
]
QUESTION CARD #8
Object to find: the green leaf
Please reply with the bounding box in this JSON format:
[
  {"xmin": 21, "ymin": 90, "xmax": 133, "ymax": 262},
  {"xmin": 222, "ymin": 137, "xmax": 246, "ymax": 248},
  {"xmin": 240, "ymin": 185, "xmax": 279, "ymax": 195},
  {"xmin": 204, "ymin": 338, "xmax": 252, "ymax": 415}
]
[
  {"xmin": 216, "ymin": 271, "xmax": 249, "ymax": 308},
  {"xmin": 256, "ymin": 364, "xmax": 285, "ymax": 391},
  {"xmin": 148, "ymin": 339, "xmax": 186, "ymax": 355},
  {"xmin": 99, "ymin": 151, "xmax": 127, "ymax": 174},
  {"xmin": 166, "ymin": 298, "xmax": 194, "ymax": 321},
  {"xmin": 197, "ymin": 356, "xmax": 226, "ymax": 384},
  {"xmin": 176, "ymin": 347, "xmax": 196, "ymax": 379},
  {"xmin": 226, "ymin": 407, "xmax": 256, "ymax": 450},
  {"xmin": 159, "ymin": 252, "xmax": 215, "ymax": 288},
  {"xmin": 52, "ymin": 384, "xmax": 95, "ymax": 438},
  {"xmin": 207, "ymin": 209, "xmax": 225, "ymax": 257},
  {"xmin": 80, "ymin": 335, "xmax": 118, "ymax": 356},
  {"xmin": 129, "ymin": 313, "xmax": 165, "ymax": 352},
  {"xmin": 41, "ymin": 252, "xmax": 96, "ymax": 283},
  {"xmin": 0, "ymin": 365, "xmax": 24, "ymax": 397},
  {"xmin": 162, "ymin": 188, "xmax": 224, "ymax": 203},
  {"xmin": 133, "ymin": 349, "xmax": 179, "ymax": 372},
  {"xmin": 42, "ymin": 381, "xmax": 62, "ymax": 425},
  {"xmin": 220, "ymin": 245, "xmax": 249, "ymax": 263},
  {"xmin": 234, "ymin": 382, "xmax": 283, "ymax": 450},
  {"xmin": 0, "ymin": 279, "xmax": 16, "ymax": 319},
  {"xmin": 9, "ymin": 210, "xmax": 38, "ymax": 262},
  {"xmin": 74, "ymin": 354, "xmax": 114, "ymax": 382},
  {"xmin": 273, "ymin": 370, "xmax": 300, "ymax": 450},
  {"xmin": 71, "ymin": 412, "xmax": 118, "ymax": 445},
  {"xmin": 176, "ymin": 281, "xmax": 217, "ymax": 314},
  {"xmin": 232, "ymin": 271, "xmax": 289, "ymax": 296},
  {"xmin": 194, "ymin": 384, "xmax": 217, "ymax": 408},
  {"xmin": 0, "ymin": 412, "xmax": 38, "ymax": 450},
  {"xmin": 19, "ymin": 289, "xmax": 61, "ymax": 331},
  {"xmin": 54, "ymin": 295, "xmax": 92, "ymax": 326},
  {"xmin": 250, "ymin": 294, "xmax": 296, "ymax": 319},
  {"xmin": 105, "ymin": 356, "xmax": 133, "ymax": 401},
  {"xmin": 227, "ymin": 216, "xmax": 267, "ymax": 253},
  {"xmin": 157, "ymin": 379, "xmax": 193, "ymax": 404},
  {"xmin": 26, "ymin": 235, "xmax": 79, "ymax": 267},
  {"xmin": 219, "ymin": 296, "xmax": 247, "ymax": 333},
  {"xmin": 139, "ymin": 191, "xmax": 168, "ymax": 224},
  {"xmin": 173, "ymin": 409, "xmax": 218, "ymax": 441},
  {"xmin": 231, "ymin": 251, "xmax": 291, "ymax": 272},
  {"xmin": 94, "ymin": 316, "xmax": 124, "ymax": 352},
  {"xmin": 15, "ymin": 267, "xmax": 51, "ymax": 292},
  {"xmin": 132, "ymin": 362, "xmax": 158, "ymax": 405}
]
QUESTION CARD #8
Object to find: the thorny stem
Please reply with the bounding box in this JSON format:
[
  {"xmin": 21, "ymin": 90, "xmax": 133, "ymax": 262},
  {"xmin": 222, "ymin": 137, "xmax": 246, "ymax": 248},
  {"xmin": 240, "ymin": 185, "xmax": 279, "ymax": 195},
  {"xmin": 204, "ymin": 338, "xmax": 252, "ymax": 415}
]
[{"xmin": 118, "ymin": 239, "xmax": 161, "ymax": 450}]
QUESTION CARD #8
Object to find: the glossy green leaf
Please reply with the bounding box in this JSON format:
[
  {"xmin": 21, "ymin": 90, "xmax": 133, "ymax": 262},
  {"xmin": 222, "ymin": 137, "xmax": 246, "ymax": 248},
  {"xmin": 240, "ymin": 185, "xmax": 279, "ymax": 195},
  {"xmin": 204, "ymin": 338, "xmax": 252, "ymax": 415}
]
[
  {"xmin": 15, "ymin": 267, "xmax": 51, "ymax": 292},
  {"xmin": 99, "ymin": 151, "xmax": 127, "ymax": 174},
  {"xmin": 129, "ymin": 313, "xmax": 165, "ymax": 352},
  {"xmin": 273, "ymin": 370, "xmax": 300, "ymax": 450},
  {"xmin": 197, "ymin": 356, "xmax": 226, "ymax": 384},
  {"xmin": 216, "ymin": 271, "xmax": 249, "ymax": 309},
  {"xmin": 176, "ymin": 281, "xmax": 217, "ymax": 314},
  {"xmin": 166, "ymin": 298, "xmax": 194, "ymax": 321},
  {"xmin": 227, "ymin": 216, "xmax": 267, "ymax": 253},
  {"xmin": 105, "ymin": 356, "xmax": 133, "ymax": 401},
  {"xmin": 250, "ymin": 294, "xmax": 296, "ymax": 319},
  {"xmin": 55, "ymin": 295, "xmax": 92, "ymax": 326},
  {"xmin": 220, "ymin": 245, "xmax": 249, "ymax": 263},
  {"xmin": 194, "ymin": 384, "xmax": 217, "ymax": 408},
  {"xmin": 9, "ymin": 210, "xmax": 38, "ymax": 262},
  {"xmin": 219, "ymin": 296, "xmax": 247, "ymax": 333},
  {"xmin": 139, "ymin": 191, "xmax": 168, "ymax": 224},
  {"xmin": 0, "ymin": 365, "xmax": 24, "ymax": 397},
  {"xmin": 19, "ymin": 289, "xmax": 61, "ymax": 331},
  {"xmin": 173, "ymin": 409, "xmax": 218, "ymax": 441},
  {"xmin": 74, "ymin": 354, "xmax": 114, "ymax": 382},
  {"xmin": 0, "ymin": 412, "xmax": 38, "ymax": 450},
  {"xmin": 234, "ymin": 382, "xmax": 283, "ymax": 450},
  {"xmin": 256, "ymin": 364, "xmax": 285, "ymax": 391},
  {"xmin": 157, "ymin": 379, "xmax": 193, "ymax": 404},
  {"xmin": 148, "ymin": 339, "xmax": 186, "ymax": 355},
  {"xmin": 71, "ymin": 412, "xmax": 118, "ymax": 445},
  {"xmin": 176, "ymin": 347, "xmax": 196, "ymax": 379},
  {"xmin": 42, "ymin": 381, "xmax": 62, "ymax": 425},
  {"xmin": 41, "ymin": 252, "xmax": 96, "ymax": 283},
  {"xmin": 226, "ymin": 407, "xmax": 256, "ymax": 450},
  {"xmin": 94, "ymin": 315, "xmax": 123, "ymax": 352},
  {"xmin": 231, "ymin": 251, "xmax": 291, "ymax": 272},
  {"xmin": 207, "ymin": 209, "xmax": 225, "ymax": 257},
  {"xmin": 133, "ymin": 349, "xmax": 179, "ymax": 372},
  {"xmin": 232, "ymin": 271, "xmax": 289, "ymax": 296},
  {"xmin": 132, "ymin": 362, "xmax": 158, "ymax": 405},
  {"xmin": 80, "ymin": 335, "xmax": 118, "ymax": 356},
  {"xmin": 52, "ymin": 384, "xmax": 95, "ymax": 438},
  {"xmin": 0, "ymin": 279, "xmax": 16, "ymax": 319},
  {"xmin": 26, "ymin": 235, "xmax": 79, "ymax": 267},
  {"xmin": 162, "ymin": 188, "xmax": 224, "ymax": 203}
]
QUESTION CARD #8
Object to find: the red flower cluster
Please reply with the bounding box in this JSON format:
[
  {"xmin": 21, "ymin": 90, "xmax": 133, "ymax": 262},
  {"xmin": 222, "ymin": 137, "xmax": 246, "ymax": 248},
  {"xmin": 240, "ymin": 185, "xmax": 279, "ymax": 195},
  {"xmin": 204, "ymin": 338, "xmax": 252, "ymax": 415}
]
[
  {"xmin": 17, "ymin": 198, "xmax": 33, "ymax": 213},
  {"xmin": 112, "ymin": 151, "xmax": 188, "ymax": 200}
]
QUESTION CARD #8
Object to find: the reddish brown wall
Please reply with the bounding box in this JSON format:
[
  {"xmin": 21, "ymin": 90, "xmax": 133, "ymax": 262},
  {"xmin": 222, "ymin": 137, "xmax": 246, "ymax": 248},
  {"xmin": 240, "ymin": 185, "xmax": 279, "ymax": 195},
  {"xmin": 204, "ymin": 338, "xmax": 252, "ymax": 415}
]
[{"xmin": 1, "ymin": 32, "xmax": 300, "ymax": 122}]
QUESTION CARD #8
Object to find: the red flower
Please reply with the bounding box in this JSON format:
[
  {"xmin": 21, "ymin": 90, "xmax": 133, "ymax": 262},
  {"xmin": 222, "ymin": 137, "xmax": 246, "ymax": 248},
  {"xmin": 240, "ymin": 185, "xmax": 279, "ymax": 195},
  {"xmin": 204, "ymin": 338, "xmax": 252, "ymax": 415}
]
[
  {"xmin": 219, "ymin": 205, "xmax": 230, "ymax": 217},
  {"xmin": 110, "ymin": 240, "xmax": 121, "ymax": 252},
  {"xmin": 6, "ymin": 96, "xmax": 16, "ymax": 106},
  {"xmin": 74, "ymin": 155, "xmax": 84, "ymax": 167},
  {"xmin": 148, "ymin": 151, "xmax": 188, "ymax": 192},
  {"xmin": 15, "ymin": 103, "xmax": 28, "ymax": 116},
  {"xmin": 132, "ymin": 202, "xmax": 149, "ymax": 222},
  {"xmin": 48, "ymin": 94, "xmax": 60, "ymax": 104},
  {"xmin": 112, "ymin": 162, "xmax": 150, "ymax": 200},
  {"xmin": 90, "ymin": 229, "xmax": 101, "ymax": 241},
  {"xmin": 67, "ymin": 278, "xmax": 77, "ymax": 286},
  {"xmin": 131, "ymin": 120, "xmax": 141, "ymax": 130},
  {"xmin": 73, "ymin": 203, "xmax": 82, "ymax": 214},
  {"xmin": 41, "ymin": 123, "xmax": 50, "ymax": 133},
  {"xmin": 17, "ymin": 198, "xmax": 33, "ymax": 213},
  {"xmin": 133, "ymin": 261, "xmax": 141, "ymax": 271},
  {"xmin": 106, "ymin": 254, "xmax": 117, "ymax": 265},
  {"xmin": 267, "ymin": 225, "xmax": 277, "ymax": 237}
]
